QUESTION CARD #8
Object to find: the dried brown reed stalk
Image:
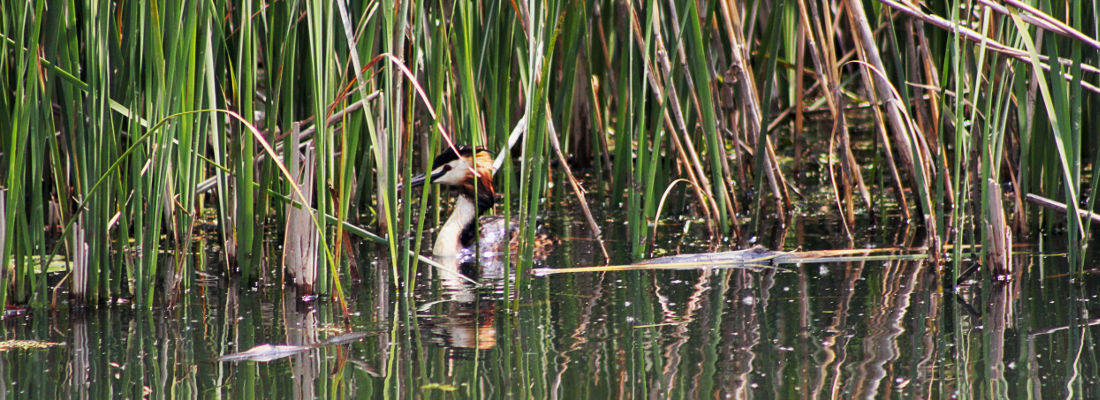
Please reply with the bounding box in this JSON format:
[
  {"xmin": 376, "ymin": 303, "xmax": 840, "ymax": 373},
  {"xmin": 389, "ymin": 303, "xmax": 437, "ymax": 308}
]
[{"xmin": 284, "ymin": 145, "xmax": 320, "ymax": 294}]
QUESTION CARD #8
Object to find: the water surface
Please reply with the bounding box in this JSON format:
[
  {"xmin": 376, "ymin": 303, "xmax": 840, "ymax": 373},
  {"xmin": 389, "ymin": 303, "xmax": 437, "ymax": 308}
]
[{"xmin": 2, "ymin": 194, "xmax": 1098, "ymax": 399}]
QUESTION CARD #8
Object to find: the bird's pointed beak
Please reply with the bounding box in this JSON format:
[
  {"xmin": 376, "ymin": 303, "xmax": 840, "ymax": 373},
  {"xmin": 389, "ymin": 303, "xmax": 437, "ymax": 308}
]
[
  {"xmin": 406, "ymin": 168, "xmax": 447, "ymax": 189},
  {"xmin": 407, "ymin": 173, "xmax": 428, "ymax": 189}
]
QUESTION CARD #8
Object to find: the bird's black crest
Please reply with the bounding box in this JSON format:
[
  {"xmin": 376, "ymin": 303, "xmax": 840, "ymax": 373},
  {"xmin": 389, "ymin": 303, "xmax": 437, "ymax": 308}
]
[{"xmin": 431, "ymin": 146, "xmax": 486, "ymax": 170}]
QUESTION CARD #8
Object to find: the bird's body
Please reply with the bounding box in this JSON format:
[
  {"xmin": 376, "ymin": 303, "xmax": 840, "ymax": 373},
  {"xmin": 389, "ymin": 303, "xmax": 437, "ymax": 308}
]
[{"xmin": 432, "ymin": 196, "xmax": 511, "ymax": 260}]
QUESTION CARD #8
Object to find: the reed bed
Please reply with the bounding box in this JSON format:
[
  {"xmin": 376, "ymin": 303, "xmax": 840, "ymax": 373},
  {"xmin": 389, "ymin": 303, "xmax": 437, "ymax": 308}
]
[{"xmin": 0, "ymin": 0, "xmax": 1097, "ymax": 309}]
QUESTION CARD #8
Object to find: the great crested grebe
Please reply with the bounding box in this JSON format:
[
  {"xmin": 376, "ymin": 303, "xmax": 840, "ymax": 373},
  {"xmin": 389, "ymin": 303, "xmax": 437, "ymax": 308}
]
[{"xmin": 409, "ymin": 146, "xmax": 545, "ymax": 261}]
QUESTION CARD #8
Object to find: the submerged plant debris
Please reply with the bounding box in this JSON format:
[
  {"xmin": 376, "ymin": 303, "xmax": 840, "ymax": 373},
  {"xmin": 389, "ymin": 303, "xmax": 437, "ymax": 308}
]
[{"xmin": 0, "ymin": 340, "xmax": 63, "ymax": 352}]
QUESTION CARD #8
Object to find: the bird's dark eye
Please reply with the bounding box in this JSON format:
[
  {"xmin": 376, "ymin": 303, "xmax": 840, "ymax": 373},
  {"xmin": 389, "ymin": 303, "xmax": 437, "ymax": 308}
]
[{"xmin": 441, "ymin": 165, "xmax": 452, "ymax": 172}]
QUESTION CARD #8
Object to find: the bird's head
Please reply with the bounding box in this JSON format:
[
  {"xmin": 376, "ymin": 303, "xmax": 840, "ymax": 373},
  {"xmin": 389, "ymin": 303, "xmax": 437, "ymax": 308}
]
[{"xmin": 410, "ymin": 146, "xmax": 496, "ymax": 209}]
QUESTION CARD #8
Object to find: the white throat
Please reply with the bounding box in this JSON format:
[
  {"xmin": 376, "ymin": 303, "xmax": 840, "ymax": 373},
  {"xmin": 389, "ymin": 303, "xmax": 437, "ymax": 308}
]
[{"xmin": 433, "ymin": 195, "xmax": 479, "ymax": 257}]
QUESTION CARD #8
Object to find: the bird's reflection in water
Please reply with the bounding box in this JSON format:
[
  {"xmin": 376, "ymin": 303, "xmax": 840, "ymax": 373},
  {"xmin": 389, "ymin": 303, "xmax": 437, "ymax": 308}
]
[{"xmin": 416, "ymin": 256, "xmax": 511, "ymax": 357}]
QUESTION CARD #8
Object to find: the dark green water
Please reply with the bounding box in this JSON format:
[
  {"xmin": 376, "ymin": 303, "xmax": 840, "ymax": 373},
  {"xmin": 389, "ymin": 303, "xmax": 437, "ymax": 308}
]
[{"xmin": 2, "ymin": 197, "xmax": 1099, "ymax": 399}]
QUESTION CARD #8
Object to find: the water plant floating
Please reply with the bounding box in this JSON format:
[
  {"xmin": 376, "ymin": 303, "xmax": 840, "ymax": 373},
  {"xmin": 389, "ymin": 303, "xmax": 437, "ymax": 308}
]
[{"xmin": 531, "ymin": 247, "xmax": 927, "ymax": 276}]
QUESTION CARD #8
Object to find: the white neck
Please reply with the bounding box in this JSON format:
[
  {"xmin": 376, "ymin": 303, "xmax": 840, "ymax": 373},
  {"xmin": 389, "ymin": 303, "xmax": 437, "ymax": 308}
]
[{"xmin": 433, "ymin": 195, "xmax": 479, "ymax": 257}]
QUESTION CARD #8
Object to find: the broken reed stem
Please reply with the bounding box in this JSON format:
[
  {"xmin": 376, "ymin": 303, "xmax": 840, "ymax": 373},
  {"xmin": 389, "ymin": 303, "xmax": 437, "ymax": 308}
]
[
  {"xmin": 1025, "ymin": 194, "xmax": 1100, "ymax": 225},
  {"xmin": 544, "ymin": 103, "xmax": 611, "ymax": 262},
  {"xmin": 876, "ymin": 0, "xmax": 1100, "ymax": 94},
  {"xmin": 986, "ymin": 179, "xmax": 1012, "ymax": 278}
]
